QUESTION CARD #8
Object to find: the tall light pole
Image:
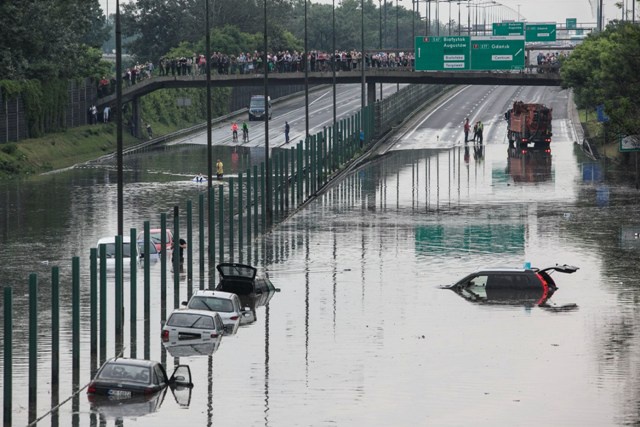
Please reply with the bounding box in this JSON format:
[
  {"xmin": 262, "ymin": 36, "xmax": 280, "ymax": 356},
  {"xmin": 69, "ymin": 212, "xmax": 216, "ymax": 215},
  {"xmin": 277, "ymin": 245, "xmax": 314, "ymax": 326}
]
[
  {"xmin": 263, "ymin": 0, "xmax": 272, "ymax": 224},
  {"xmin": 379, "ymin": 0, "xmax": 383, "ymax": 101},
  {"xmin": 304, "ymin": 0, "xmax": 309, "ymax": 138},
  {"xmin": 206, "ymin": 0, "xmax": 212, "ymax": 188},
  {"xmin": 115, "ymin": 0, "xmax": 123, "ymax": 237},
  {"xmin": 396, "ymin": 0, "xmax": 400, "ymax": 91},
  {"xmin": 360, "ymin": 0, "xmax": 365, "ymax": 111},
  {"xmin": 333, "ymin": 0, "xmax": 337, "ymax": 129},
  {"xmin": 458, "ymin": 1, "xmax": 461, "ymax": 35}
]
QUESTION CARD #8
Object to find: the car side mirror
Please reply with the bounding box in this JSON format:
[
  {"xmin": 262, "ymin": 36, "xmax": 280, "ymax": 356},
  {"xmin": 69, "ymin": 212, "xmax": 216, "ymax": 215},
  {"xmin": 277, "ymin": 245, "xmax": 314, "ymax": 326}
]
[{"xmin": 181, "ymin": 301, "xmax": 188, "ymax": 307}]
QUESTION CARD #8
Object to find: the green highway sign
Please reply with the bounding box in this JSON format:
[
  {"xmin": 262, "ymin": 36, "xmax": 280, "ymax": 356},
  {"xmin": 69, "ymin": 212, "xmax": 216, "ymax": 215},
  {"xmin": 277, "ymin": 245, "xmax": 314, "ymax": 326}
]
[
  {"xmin": 566, "ymin": 18, "xmax": 577, "ymax": 30},
  {"xmin": 493, "ymin": 22, "xmax": 524, "ymax": 36},
  {"xmin": 414, "ymin": 36, "xmax": 470, "ymax": 71},
  {"xmin": 525, "ymin": 23, "xmax": 557, "ymax": 42},
  {"xmin": 470, "ymin": 36, "xmax": 525, "ymax": 71}
]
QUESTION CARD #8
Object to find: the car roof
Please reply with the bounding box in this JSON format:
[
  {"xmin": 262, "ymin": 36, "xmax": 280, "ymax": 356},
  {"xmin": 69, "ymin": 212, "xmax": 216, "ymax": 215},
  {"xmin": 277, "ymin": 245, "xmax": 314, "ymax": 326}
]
[
  {"xmin": 191, "ymin": 290, "xmax": 237, "ymax": 300},
  {"xmin": 105, "ymin": 357, "xmax": 157, "ymax": 368},
  {"xmin": 169, "ymin": 308, "xmax": 221, "ymax": 318},
  {"xmin": 98, "ymin": 236, "xmax": 131, "ymax": 245}
]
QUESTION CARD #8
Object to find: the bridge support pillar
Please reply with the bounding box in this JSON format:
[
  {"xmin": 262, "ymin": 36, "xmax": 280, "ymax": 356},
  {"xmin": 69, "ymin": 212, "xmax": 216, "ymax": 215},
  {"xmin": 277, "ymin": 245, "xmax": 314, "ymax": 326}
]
[
  {"xmin": 131, "ymin": 96, "xmax": 142, "ymax": 139},
  {"xmin": 367, "ymin": 82, "xmax": 377, "ymax": 107}
]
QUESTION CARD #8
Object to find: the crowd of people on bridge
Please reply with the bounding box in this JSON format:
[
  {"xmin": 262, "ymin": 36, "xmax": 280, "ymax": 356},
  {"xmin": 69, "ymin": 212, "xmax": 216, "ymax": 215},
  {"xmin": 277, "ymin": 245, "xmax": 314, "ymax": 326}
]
[{"xmin": 97, "ymin": 49, "xmax": 415, "ymax": 97}]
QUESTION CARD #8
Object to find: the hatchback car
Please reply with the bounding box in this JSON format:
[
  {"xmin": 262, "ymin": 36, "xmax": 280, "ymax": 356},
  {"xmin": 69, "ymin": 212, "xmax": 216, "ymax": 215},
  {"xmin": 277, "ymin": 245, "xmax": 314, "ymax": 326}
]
[
  {"xmin": 444, "ymin": 264, "xmax": 578, "ymax": 307},
  {"xmin": 182, "ymin": 290, "xmax": 247, "ymax": 335},
  {"xmin": 215, "ymin": 263, "xmax": 277, "ymax": 296},
  {"xmin": 97, "ymin": 236, "xmax": 138, "ymax": 267},
  {"xmin": 87, "ymin": 357, "xmax": 192, "ymax": 399},
  {"xmin": 162, "ymin": 309, "xmax": 225, "ymax": 355},
  {"xmin": 215, "ymin": 263, "xmax": 279, "ymax": 325},
  {"xmin": 136, "ymin": 228, "xmax": 174, "ymax": 253}
]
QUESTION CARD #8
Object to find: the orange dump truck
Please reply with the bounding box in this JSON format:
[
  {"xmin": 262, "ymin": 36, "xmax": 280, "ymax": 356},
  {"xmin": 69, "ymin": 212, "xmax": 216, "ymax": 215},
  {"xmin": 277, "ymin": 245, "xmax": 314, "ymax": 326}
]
[{"xmin": 505, "ymin": 101, "xmax": 553, "ymax": 150}]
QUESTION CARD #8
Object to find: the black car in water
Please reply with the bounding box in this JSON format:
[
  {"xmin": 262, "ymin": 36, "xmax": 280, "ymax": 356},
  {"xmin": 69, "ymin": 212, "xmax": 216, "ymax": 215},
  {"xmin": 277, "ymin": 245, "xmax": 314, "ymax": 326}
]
[
  {"xmin": 87, "ymin": 357, "xmax": 192, "ymax": 399},
  {"xmin": 443, "ymin": 264, "xmax": 579, "ymax": 308},
  {"xmin": 215, "ymin": 263, "xmax": 279, "ymax": 325}
]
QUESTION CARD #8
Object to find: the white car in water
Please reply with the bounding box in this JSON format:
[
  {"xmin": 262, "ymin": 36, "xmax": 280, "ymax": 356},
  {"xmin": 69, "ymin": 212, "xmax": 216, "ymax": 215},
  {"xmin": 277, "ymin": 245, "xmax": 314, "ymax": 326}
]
[
  {"xmin": 162, "ymin": 309, "xmax": 225, "ymax": 357},
  {"xmin": 97, "ymin": 235, "xmax": 160, "ymax": 268},
  {"xmin": 182, "ymin": 290, "xmax": 247, "ymax": 335}
]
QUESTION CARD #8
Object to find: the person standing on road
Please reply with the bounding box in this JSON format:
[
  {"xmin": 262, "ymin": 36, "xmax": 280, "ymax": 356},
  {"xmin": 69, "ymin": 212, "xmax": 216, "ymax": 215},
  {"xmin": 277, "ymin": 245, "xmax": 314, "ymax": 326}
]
[
  {"xmin": 476, "ymin": 121, "xmax": 484, "ymax": 144},
  {"xmin": 463, "ymin": 117, "xmax": 470, "ymax": 143},
  {"xmin": 231, "ymin": 121, "xmax": 239, "ymax": 141},
  {"xmin": 285, "ymin": 121, "xmax": 290, "ymax": 144},
  {"xmin": 146, "ymin": 123, "xmax": 153, "ymax": 139},
  {"xmin": 242, "ymin": 121, "xmax": 249, "ymax": 142},
  {"xmin": 216, "ymin": 159, "xmax": 224, "ymax": 180}
]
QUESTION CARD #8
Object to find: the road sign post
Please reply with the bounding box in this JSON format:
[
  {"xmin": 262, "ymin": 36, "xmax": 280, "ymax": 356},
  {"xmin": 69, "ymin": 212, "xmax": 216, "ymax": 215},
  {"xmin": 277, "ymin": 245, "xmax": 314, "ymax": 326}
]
[
  {"xmin": 415, "ymin": 36, "xmax": 470, "ymax": 71},
  {"xmin": 470, "ymin": 36, "xmax": 525, "ymax": 71},
  {"xmin": 525, "ymin": 23, "xmax": 557, "ymax": 42}
]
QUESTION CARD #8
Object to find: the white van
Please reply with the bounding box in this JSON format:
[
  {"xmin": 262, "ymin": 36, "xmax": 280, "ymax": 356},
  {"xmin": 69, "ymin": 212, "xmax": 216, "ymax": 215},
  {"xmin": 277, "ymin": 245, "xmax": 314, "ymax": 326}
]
[{"xmin": 248, "ymin": 95, "xmax": 272, "ymax": 121}]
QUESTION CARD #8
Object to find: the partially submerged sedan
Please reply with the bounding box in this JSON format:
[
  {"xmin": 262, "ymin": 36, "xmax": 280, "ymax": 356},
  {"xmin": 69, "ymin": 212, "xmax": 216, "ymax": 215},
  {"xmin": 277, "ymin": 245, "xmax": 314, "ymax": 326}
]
[
  {"xmin": 87, "ymin": 357, "xmax": 192, "ymax": 399},
  {"xmin": 162, "ymin": 309, "xmax": 224, "ymax": 357},
  {"xmin": 443, "ymin": 264, "xmax": 579, "ymax": 308}
]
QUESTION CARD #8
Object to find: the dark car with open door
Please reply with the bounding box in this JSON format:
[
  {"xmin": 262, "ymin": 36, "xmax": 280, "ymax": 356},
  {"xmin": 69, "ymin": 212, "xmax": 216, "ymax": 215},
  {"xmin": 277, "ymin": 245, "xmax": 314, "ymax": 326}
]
[
  {"xmin": 443, "ymin": 264, "xmax": 579, "ymax": 309},
  {"xmin": 215, "ymin": 263, "xmax": 279, "ymax": 325},
  {"xmin": 88, "ymin": 357, "xmax": 192, "ymax": 398}
]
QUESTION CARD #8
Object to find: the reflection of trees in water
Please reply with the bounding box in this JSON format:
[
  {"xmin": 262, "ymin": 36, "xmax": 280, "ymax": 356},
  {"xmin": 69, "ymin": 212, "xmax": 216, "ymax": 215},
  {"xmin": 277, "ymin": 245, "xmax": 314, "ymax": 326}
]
[{"xmin": 562, "ymin": 183, "xmax": 640, "ymax": 423}]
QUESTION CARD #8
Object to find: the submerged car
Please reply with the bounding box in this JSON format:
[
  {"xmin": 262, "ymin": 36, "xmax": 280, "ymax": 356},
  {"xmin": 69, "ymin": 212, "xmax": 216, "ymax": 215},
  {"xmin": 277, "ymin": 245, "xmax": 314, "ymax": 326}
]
[
  {"xmin": 97, "ymin": 236, "xmax": 138, "ymax": 267},
  {"xmin": 215, "ymin": 263, "xmax": 280, "ymax": 325},
  {"xmin": 136, "ymin": 228, "xmax": 174, "ymax": 253},
  {"xmin": 443, "ymin": 264, "xmax": 579, "ymax": 308},
  {"xmin": 87, "ymin": 357, "xmax": 192, "ymax": 399},
  {"xmin": 182, "ymin": 290, "xmax": 246, "ymax": 335},
  {"xmin": 162, "ymin": 309, "xmax": 224, "ymax": 357}
]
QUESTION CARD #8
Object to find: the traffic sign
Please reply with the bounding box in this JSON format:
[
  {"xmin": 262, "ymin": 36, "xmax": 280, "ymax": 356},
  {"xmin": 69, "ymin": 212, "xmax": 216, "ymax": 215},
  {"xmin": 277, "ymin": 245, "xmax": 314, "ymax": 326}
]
[
  {"xmin": 566, "ymin": 18, "xmax": 577, "ymax": 30},
  {"xmin": 414, "ymin": 36, "xmax": 470, "ymax": 71},
  {"xmin": 470, "ymin": 36, "xmax": 525, "ymax": 71},
  {"xmin": 493, "ymin": 22, "xmax": 524, "ymax": 36},
  {"xmin": 525, "ymin": 23, "xmax": 557, "ymax": 42}
]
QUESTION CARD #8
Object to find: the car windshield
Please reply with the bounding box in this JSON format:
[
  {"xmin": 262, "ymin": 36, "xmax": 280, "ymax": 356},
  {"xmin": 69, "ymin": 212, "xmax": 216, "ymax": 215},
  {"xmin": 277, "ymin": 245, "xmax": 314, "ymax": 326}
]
[
  {"xmin": 137, "ymin": 240, "xmax": 158, "ymax": 255},
  {"xmin": 250, "ymin": 98, "xmax": 265, "ymax": 109},
  {"xmin": 167, "ymin": 312, "xmax": 215, "ymax": 329},
  {"xmin": 188, "ymin": 296, "xmax": 234, "ymax": 313},
  {"xmin": 98, "ymin": 363, "xmax": 151, "ymax": 384},
  {"xmin": 101, "ymin": 242, "xmax": 132, "ymax": 258}
]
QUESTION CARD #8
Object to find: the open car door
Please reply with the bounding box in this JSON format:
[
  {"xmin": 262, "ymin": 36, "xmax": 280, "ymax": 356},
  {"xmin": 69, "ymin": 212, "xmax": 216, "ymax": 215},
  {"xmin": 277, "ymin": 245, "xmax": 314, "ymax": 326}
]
[
  {"xmin": 537, "ymin": 264, "xmax": 579, "ymax": 274},
  {"xmin": 169, "ymin": 365, "xmax": 193, "ymax": 388},
  {"xmin": 168, "ymin": 365, "xmax": 193, "ymax": 408}
]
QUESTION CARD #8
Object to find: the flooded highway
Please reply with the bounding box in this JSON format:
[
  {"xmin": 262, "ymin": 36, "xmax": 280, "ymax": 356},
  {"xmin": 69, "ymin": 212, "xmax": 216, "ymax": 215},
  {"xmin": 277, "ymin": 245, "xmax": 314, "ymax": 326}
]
[{"xmin": 2, "ymin": 85, "xmax": 640, "ymax": 426}]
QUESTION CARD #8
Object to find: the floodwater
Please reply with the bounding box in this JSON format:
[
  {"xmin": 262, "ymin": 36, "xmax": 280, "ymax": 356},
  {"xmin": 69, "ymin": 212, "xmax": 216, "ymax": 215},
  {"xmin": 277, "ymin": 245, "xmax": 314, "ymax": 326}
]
[{"xmin": 2, "ymin": 98, "xmax": 640, "ymax": 427}]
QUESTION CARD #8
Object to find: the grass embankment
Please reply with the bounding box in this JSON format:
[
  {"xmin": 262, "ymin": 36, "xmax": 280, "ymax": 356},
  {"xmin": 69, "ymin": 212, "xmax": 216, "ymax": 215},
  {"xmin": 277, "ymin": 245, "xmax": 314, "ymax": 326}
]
[
  {"xmin": 577, "ymin": 109, "xmax": 624, "ymax": 163},
  {"xmin": 0, "ymin": 120, "xmax": 202, "ymax": 180}
]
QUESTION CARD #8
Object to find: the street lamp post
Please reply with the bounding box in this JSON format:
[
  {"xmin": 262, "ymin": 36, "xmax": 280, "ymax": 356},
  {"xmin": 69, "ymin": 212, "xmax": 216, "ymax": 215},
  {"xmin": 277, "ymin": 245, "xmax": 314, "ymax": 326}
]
[
  {"xmin": 304, "ymin": 0, "xmax": 309, "ymax": 138},
  {"xmin": 361, "ymin": 0, "xmax": 365, "ymax": 111},
  {"xmin": 205, "ymin": 0, "xmax": 212, "ymax": 188},
  {"xmin": 333, "ymin": 0, "xmax": 336, "ymax": 129},
  {"xmin": 396, "ymin": 0, "xmax": 400, "ymax": 91},
  {"xmin": 115, "ymin": 0, "xmax": 123, "ymax": 237},
  {"xmin": 379, "ymin": 0, "xmax": 383, "ymax": 101},
  {"xmin": 263, "ymin": 0, "xmax": 272, "ymax": 224}
]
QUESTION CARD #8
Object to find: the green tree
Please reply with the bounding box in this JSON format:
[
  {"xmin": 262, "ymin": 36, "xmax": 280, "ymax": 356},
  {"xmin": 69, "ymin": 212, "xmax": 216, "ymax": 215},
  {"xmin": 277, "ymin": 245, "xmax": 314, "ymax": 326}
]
[
  {"xmin": 561, "ymin": 21, "xmax": 640, "ymax": 137},
  {"xmin": 121, "ymin": 0, "xmax": 209, "ymax": 62},
  {"xmin": 0, "ymin": 0, "xmax": 109, "ymax": 80}
]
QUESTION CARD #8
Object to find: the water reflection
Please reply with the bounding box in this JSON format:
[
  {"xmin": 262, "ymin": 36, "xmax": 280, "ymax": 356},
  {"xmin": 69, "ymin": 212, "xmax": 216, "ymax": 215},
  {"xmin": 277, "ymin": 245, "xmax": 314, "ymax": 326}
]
[{"xmin": 506, "ymin": 147, "xmax": 553, "ymax": 183}]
